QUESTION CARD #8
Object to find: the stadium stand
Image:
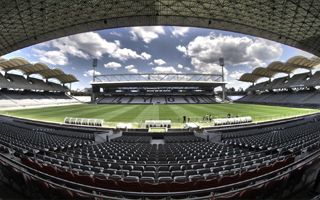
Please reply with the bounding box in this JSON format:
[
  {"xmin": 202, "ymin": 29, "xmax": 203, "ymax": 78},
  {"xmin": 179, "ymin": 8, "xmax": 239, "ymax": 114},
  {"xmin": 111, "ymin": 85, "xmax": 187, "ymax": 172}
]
[
  {"xmin": 239, "ymin": 56, "xmax": 320, "ymax": 107},
  {"xmin": 0, "ymin": 114, "xmax": 319, "ymax": 199},
  {"xmin": 92, "ymin": 73, "xmax": 225, "ymax": 104},
  {"xmin": 0, "ymin": 57, "xmax": 81, "ymax": 108},
  {"xmin": 238, "ymin": 91, "xmax": 320, "ymax": 107},
  {"xmin": 0, "ymin": 91, "xmax": 79, "ymax": 108},
  {"xmin": 97, "ymin": 95, "xmax": 218, "ymax": 104}
]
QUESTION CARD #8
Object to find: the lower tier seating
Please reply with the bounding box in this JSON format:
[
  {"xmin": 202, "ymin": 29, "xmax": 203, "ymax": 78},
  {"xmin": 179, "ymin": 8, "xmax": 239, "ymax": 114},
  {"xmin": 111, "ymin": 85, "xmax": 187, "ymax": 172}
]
[
  {"xmin": 237, "ymin": 91, "xmax": 320, "ymax": 107},
  {"xmin": 0, "ymin": 90, "xmax": 79, "ymax": 108},
  {"xmin": 0, "ymin": 115, "xmax": 319, "ymax": 199}
]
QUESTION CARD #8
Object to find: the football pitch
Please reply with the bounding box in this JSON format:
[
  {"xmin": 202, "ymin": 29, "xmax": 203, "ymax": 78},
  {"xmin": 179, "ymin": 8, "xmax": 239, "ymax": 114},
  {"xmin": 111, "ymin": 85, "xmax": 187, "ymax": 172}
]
[{"xmin": 0, "ymin": 103, "xmax": 318, "ymax": 127}]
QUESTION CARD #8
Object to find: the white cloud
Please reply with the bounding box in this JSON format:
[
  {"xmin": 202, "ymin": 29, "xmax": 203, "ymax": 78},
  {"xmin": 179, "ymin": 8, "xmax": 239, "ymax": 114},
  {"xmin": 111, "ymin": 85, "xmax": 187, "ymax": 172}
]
[
  {"xmin": 50, "ymin": 32, "xmax": 118, "ymax": 60},
  {"xmin": 83, "ymin": 69, "xmax": 101, "ymax": 77},
  {"xmin": 114, "ymin": 40, "xmax": 121, "ymax": 46},
  {"xmin": 125, "ymin": 65, "xmax": 138, "ymax": 73},
  {"xmin": 185, "ymin": 67, "xmax": 191, "ymax": 71},
  {"xmin": 141, "ymin": 52, "xmax": 152, "ymax": 60},
  {"xmin": 110, "ymin": 31, "xmax": 122, "ymax": 37},
  {"xmin": 130, "ymin": 26, "xmax": 165, "ymax": 43},
  {"xmin": 125, "ymin": 65, "xmax": 135, "ymax": 70},
  {"xmin": 177, "ymin": 64, "xmax": 183, "ymax": 69},
  {"xmin": 104, "ymin": 62, "xmax": 122, "ymax": 69},
  {"xmin": 33, "ymin": 32, "xmax": 151, "ymax": 65},
  {"xmin": 182, "ymin": 34, "xmax": 283, "ymax": 74},
  {"xmin": 32, "ymin": 48, "xmax": 68, "ymax": 65},
  {"xmin": 154, "ymin": 59, "xmax": 166, "ymax": 66},
  {"xmin": 113, "ymin": 48, "xmax": 150, "ymax": 61},
  {"xmin": 176, "ymin": 45, "xmax": 187, "ymax": 55},
  {"xmin": 229, "ymin": 71, "xmax": 245, "ymax": 80},
  {"xmin": 128, "ymin": 68, "xmax": 138, "ymax": 73},
  {"xmin": 172, "ymin": 27, "xmax": 190, "ymax": 37},
  {"xmin": 153, "ymin": 66, "xmax": 181, "ymax": 74}
]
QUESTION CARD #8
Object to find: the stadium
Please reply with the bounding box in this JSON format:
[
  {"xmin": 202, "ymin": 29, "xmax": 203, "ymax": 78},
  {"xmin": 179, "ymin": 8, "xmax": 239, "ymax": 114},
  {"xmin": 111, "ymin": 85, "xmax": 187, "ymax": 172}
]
[{"xmin": 1, "ymin": 1, "xmax": 320, "ymax": 200}]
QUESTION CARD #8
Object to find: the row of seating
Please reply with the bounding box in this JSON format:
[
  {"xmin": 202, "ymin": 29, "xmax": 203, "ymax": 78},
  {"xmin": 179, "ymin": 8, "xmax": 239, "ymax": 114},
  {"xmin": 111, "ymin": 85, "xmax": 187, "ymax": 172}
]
[
  {"xmin": 247, "ymin": 71, "xmax": 320, "ymax": 91},
  {"xmin": 0, "ymin": 122, "xmax": 93, "ymax": 154},
  {"xmin": 223, "ymin": 120, "xmax": 320, "ymax": 151},
  {"xmin": 8, "ymin": 120, "xmax": 94, "ymax": 140},
  {"xmin": 21, "ymin": 155, "xmax": 295, "ymax": 192},
  {"xmin": 97, "ymin": 95, "xmax": 219, "ymax": 104},
  {"xmin": 0, "ymin": 73, "xmax": 67, "ymax": 91},
  {"xmin": 0, "ymin": 90, "xmax": 79, "ymax": 108},
  {"xmin": 0, "ymin": 115, "xmax": 318, "ymax": 199},
  {"xmin": 238, "ymin": 90, "xmax": 320, "ymax": 107}
]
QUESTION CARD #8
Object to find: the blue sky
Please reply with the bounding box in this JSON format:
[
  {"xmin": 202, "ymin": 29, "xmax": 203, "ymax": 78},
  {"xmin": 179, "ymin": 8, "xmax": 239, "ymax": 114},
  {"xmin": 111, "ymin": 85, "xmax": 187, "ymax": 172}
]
[{"xmin": 2, "ymin": 26, "xmax": 314, "ymax": 90}]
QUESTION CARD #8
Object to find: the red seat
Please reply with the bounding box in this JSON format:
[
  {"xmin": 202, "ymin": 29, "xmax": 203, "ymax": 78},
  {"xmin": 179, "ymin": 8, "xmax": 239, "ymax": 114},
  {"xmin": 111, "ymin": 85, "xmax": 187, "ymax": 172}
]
[
  {"xmin": 141, "ymin": 182, "xmax": 169, "ymax": 192},
  {"xmin": 41, "ymin": 165, "xmax": 58, "ymax": 177},
  {"xmin": 194, "ymin": 178, "xmax": 219, "ymax": 189},
  {"xmin": 239, "ymin": 169, "xmax": 257, "ymax": 181},
  {"xmin": 257, "ymin": 165, "xmax": 273, "ymax": 175},
  {"xmin": 219, "ymin": 174, "xmax": 239, "ymax": 186},
  {"xmin": 57, "ymin": 169, "xmax": 75, "ymax": 181},
  {"xmin": 73, "ymin": 173, "xmax": 95, "ymax": 186},
  {"xmin": 285, "ymin": 156, "xmax": 295, "ymax": 165},
  {"xmin": 118, "ymin": 180, "xmax": 141, "ymax": 192},
  {"xmin": 169, "ymin": 181, "xmax": 194, "ymax": 192},
  {"xmin": 94, "ymin": 177, "xmax": 118, "ymax": 190}
]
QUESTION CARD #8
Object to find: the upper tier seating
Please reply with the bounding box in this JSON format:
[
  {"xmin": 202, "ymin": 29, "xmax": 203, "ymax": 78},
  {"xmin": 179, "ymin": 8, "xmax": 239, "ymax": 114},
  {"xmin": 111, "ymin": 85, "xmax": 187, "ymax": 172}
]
[
  {"xmin": 304, "ymin": 71, "xmax": 320, "ymax": 87},
  {"xmin": 249, "ymin": 81, "xmax": 269, "ymax": 91},
  {"xmin": 28, "ymin": 77, "xmax": 53, "ymax": 91},
  {"xmin": 0, "ymin": 73, "xmax": 10, "ymax": 89},
  {"xmin": 267, "ymin": 77, "xmax": 287, "ymax": 90},
  {"xmin": 6, "ymin": 74, "xmax": 33, "ymax": 90},
  {"xmin": 283, "ymin": 73, "xmax": 310, "ymax": 88},
  {"xmin": 0, "ymin": 73, "xmax": 68, "ymax": 92},
  {"xmin": 248, "ymin": 72, "xmax": 320, "ymax": 93}
]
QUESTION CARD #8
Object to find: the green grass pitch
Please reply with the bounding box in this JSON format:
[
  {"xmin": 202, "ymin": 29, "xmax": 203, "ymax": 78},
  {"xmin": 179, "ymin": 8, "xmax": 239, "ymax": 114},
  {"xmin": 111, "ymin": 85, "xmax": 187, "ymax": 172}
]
[{"xmin": 0, "ymin": 103, "xmax": 318, "ymax": 126}]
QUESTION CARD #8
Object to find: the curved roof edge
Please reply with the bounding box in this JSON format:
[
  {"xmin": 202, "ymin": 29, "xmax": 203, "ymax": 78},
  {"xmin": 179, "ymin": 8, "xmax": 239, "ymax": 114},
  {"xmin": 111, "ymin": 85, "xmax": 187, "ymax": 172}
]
[
  {"xmin": 0, "ymin": 57, "xmax": 78, "ymax": 83},
  {"xmin": 240, "ymin": 55, "xmax": 320, "ymax": 83}
]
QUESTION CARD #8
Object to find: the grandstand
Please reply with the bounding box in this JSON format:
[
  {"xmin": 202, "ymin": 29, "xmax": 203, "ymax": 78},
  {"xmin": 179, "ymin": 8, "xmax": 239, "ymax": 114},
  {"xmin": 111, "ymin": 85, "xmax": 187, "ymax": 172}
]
[
  {"xmin": 0, "ymin": 58, "xmax": 80, "ymax": 108},
  {"xmin": 92, "ymin": 73, "xmax": 225, "ymax": 104},
  {"xmin": 238, "ymin": 56, "xmax": 320, "ymax": 107}
]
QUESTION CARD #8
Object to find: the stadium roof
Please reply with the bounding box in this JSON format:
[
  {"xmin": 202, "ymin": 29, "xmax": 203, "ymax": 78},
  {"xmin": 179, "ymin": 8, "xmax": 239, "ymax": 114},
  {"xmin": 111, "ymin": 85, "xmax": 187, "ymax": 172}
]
[
  {"xmin": 93, "ymin": 73, "xmax": 225, "ymax": 88},
  {"xmin": 92, "ymin": 81, "xmax": 226, "ymax": 89},
  {"xmin": 252, "ymin": 67, "xmax": 277, "ymax": 78},
  {"xmin": 238, "ymin": 73, "xmax": 261, "ymax": 83},
  {"xmin": 0, "ymin": 57, "xmax": 78, "ymax": 83},
  {"xmin": 287, "ymin": 56, "xmax": 320, "ymax": 69},
  {"xmin": 1, "ymin": 1, "xmax": 320, "ymax": 56},
  {"xmin": 239, "ymin": 55, "xmax": 320, "ymax": 83},
  {"xmin": 267, "ymin": 61, "xmax": 297, "ymax": 74}
]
